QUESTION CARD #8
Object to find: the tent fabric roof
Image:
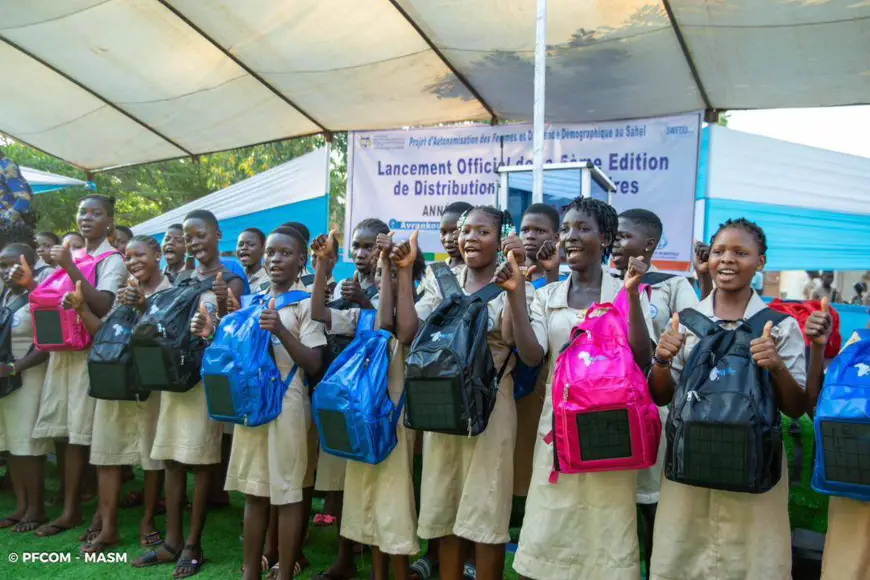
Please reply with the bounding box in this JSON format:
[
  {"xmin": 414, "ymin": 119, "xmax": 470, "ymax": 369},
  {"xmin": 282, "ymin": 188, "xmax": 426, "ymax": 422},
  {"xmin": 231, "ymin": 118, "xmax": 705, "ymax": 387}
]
[
  {"xmin": 1, "ymin": 0, "xmax": 868, "ymax": 170},
  {"xmin": 20, "ymin": 166, "xmax": 91, "ymax": 193},
  {"xmin": 132, "ymin": 146, "xmax": 329, "ymax": 236}
]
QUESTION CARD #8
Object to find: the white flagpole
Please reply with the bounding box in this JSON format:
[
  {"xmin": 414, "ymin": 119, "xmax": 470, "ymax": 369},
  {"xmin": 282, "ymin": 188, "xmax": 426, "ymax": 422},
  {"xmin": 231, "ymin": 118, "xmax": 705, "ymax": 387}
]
[{"xmin": 532, "ymin": 0, "xmax": 547, "ymax": 203}]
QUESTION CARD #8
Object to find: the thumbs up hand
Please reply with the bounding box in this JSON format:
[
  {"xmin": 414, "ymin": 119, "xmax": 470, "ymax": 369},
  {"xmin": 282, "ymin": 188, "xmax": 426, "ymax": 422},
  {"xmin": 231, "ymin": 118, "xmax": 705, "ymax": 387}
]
[
  {"xmin": 311, "ymin": 229, "xmax": 338, "ymax": 267},
  {"xmin": 492, "ymin": 250, "xmax": 524, "ymax": 292},
  {"xmin": 9, "ymin": 254, "xmax": 35, "ymax": 289},
  {"xmin": 750, "ymin": 319, "xmax": 784, "ymax": 371},
  {"xmin": 624, "ymin": 256, "xmax": 649, "ymax": 294},
  {"xmin": 341, "ymin": 270, "xmax": 367, "ymax": 306},
  {"xmin": 259, "ymin": 297, "xmax": 287, "ymax": 336},
  {"xmin": 655, "ymin": 313, "xmax": 686, "ymax": 365},
  {"xmin": 389, "ymin": 230, "xmax": 419, "ymax": 271},
  {"xmin": 376, "ymin": 231, "xmax": 395, "ymax": 260},
  {"xmin": 190, "ymin": 301, "xmax": 215, "ymax": 338},
  {"xmin": 226, "ymin": 287, "xmax": 240, "ymax": 314},
  {"xmin": 50, "ymin": 241, "xmax": 74, "ymax": 271},
  {"xmin": 118, "ymin": 275, "xmax": 147, "ymax": 310},
  {"xmin": 62, "ymin": 281, "xmax": 86, "ymax": 312},
  {"xmin": 212, "ymin": 271, "xmax": 228, "ymax": 308},
  {"xmin": 806, "ymin": 297, "xmax": 833, "ymax": 347},
  {"xmin": 536, "ymin": 240, "xmax": 561, "ymax": 276}
]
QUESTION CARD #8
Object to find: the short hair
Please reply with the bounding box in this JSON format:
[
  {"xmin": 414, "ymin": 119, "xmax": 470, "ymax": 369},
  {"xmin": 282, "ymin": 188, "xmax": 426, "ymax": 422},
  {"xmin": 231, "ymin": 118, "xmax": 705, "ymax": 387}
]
[
  {"xmin": 62, "ymin": 231, "xmax": 85, "ymax": 243},
  {"xmin": 127, "ymin": 235, "xmax": 162, "ymax": 255},
  {"xmin": 710, "ymin": 218, "xmax": 768, "ymax": 256},
  {"xmin": 282, "ymin": 222, "xmax": 310, "ymax": 243},
  {"xmin": 524, "ymin": 203, "xmax": 560, "ymax": 232},
  {"xmin": 562, "ymin": 197, "xmax": 619, "ymax": 263},
  {"xmin": 443, "ymin": 201, "xmax": 473, "ymax": 216},
  {"xmin": 269, "ymin": 226, "xmax": 307, "ymax": 251},
  {"xmin": 184, "ymin": 209, "xmax": 218, "ymax": 229},
  {"xmin": 241, "ymin": 227, "xmax": 266, "ymax": 246},
  {"xmin": 115, "ymin": 225, "xmax": 134, "ymax": 239},
  {"xmin": 619, "ymin": 208, "xmax": 663, "ymax": 240},
  {"xmin": 1, "ymin": 242, "xmax": 36, "ymax": 266},
  {"xmin": 354, "ymin": 218, "xmax": 389, "ymax": 236},
  {"xmin": 36, "ymin": 231, "xmax": 61, "ymax": 245},
  {"xmin": 166, "ymin": 223, "xmax": 183, "ymax": 232},
  {"xmin": 0, "ymin": 219, "xmax": 35, "ymax": 249},
  {"xmin": 80, "ymin": 194, "xmax": 115, "ymax": 217}
]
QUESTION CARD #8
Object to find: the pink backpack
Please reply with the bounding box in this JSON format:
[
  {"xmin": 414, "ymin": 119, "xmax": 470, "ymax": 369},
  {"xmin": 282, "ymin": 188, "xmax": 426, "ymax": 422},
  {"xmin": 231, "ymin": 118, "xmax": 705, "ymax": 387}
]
[
  {"xmin": 30, "ymin": 250, "xmax": 118, "ymax": 352},
  {"xmin": 544, "ymin": 287, "xmax": 661, "ymax": 481}
]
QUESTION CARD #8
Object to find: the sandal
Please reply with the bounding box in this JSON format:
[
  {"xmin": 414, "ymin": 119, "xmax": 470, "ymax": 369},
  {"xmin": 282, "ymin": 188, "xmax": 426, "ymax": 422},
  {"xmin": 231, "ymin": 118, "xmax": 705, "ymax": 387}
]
[
  {"xmin": 463, "ymin": 563, "xmax": 477, "ymax": 580},
  {"xmin": 0, "ymin": 516, "xmax": 20, "ymax": 529},
  {"xmin": 132, "ymin": 542, "xmax": 182, "ymax": 568},
  {"xmin": 313, "ymin": 514, "xmax": 336, "ymax": 527},
  {"xmin": 409, "ymin": 555, "xmax": 438, "ymax": 580},
  {"xmin": 12, "ymin": 518, "xmax": 47, "ymax": 533},
  {"xmin": 78, "ymin": 527, "xmax": 101, "ymax": 543},
  {"xmin": 239, "ymin": 555, "xmax": 270, "ymax": 574},
  {"xmin": 34, "ymin": 522, "xmax": 75, "ymax": 537},
  {"xmin": 81, "ymin": 539, "xmax": 119, "ymax": 555},
  {"xmin": 173, "ymin": 544, "xmax": 206, "ymax": 579},
  {"xmin": 140, "ymin": 531, "xmax": 163, "ymax": 547}
]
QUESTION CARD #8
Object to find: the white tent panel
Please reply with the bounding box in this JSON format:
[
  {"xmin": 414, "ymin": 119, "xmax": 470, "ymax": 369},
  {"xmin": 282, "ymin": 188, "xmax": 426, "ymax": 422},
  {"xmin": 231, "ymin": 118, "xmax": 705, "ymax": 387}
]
[
  {"xmin": 133, "ymin": 147, "xmax": 329, "ymax": 236},
  {"xmin": 705, "ymin": 125, "xmax": 870, "ymax": 215},
  {"xmin": 166, "ymin": 0, "xmax": 488, "ymax": 129},
  {"xmin": 21, "ymin": 166, "xmax": 89, "ymax": 189}
]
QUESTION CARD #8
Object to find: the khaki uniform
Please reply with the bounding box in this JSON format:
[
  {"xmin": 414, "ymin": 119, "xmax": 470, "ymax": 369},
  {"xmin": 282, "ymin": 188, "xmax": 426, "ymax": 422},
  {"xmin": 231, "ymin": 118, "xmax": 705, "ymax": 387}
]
[
  {"xmin": 224, "ymin": 287, "xmax": 325, "ymax": 504},
  {"xmin": 248, "ymin": 266, "xmax": 270, "ymax": 294},
  {"xmin": 90, "ymin": 276, "xmax": 172, "ymax": 470},
  {"xmin": 330, "ymin": 308, "xmax": 419, "ymax": 555},
  {"xmin": 32, "ymin": 240, "xmax": 127, "ymax": 445},
  {"xmin": 637, "ymin": 268, "xmax": 700, "ymax": 504},
  {"xmin": 414, "ymin": 266, "xmax": 533, "ymax": 545},
  {"xmin": 514, "ymin": 275, "xmax": 654, "ymax": 580},
  {"xmin": 0, "ymin": 293, "xmax": 51, "ymax": 456},
  {"xmin": 650, "ymin": 291, "xmax": 807, "ymax": 580}
]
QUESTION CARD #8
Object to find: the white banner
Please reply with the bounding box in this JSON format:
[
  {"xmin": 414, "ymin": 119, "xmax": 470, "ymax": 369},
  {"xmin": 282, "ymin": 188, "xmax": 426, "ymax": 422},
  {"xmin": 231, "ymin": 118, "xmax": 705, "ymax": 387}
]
[{"xmin": 347, "ymin": 113, "xmax": 701, "ymax": 271}]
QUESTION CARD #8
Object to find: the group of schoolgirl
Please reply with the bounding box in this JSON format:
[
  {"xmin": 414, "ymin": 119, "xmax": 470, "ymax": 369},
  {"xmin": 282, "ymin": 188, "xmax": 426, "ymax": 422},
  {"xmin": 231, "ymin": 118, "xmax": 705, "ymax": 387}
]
[{"xmin": 1, "ymin": 190, "xmax": 868, "ymax": 580}]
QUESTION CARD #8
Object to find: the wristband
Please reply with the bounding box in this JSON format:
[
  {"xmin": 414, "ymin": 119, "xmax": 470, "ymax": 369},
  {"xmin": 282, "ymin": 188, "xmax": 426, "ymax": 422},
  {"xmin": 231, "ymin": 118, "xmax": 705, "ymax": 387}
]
[
  {"xmin": 6, "ymin": 363, "xmax": 16, "ymax": 376},
  {"xmin": 652, "ymin": 355, "xmax": 672, "ymax": 368}
]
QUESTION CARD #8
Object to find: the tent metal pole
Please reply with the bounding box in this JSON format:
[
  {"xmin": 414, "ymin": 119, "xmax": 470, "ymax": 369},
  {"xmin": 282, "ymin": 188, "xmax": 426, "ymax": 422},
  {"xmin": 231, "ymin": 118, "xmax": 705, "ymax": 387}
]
[{"xmin": 532, "ymin": 0, "xmax": 547, "ymax": 204}]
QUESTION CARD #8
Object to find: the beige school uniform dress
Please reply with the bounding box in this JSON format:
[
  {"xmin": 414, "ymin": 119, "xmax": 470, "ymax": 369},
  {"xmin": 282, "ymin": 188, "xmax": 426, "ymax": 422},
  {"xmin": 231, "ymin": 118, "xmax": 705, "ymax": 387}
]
[
  {"xmin": 151, "ymin": 272, "xmax": 229, "ymax": 466},
  {"xmin": 415, "ymin": 265, "xmax": 533, "ymax": 545},
  {"xmin": 331, "ymin": 308, "xmax": 419, "ymax": 555},
  {"xmin": 514, "ymin": 274, "xmax": 654, "ymax": 580},
  {"xmin": 248, "ymin": 266, "xmax": 270, "ymax": 294},
  {"xmin": 32, "ymin": 240, "xmax": 127, "ymax": 445},
  {"xmin": 649, "ymin": 291, "xmax": 806, "ymax": 580},
  {"xmin": 225, "ymin": 287, "xmax": 325, "ymax": 504},
  {"xmin": 90, "ymin": 276, "xmax": 172, "ymax": 470},
  {"xmin": 637, "ymin": 269, "xmax": 699, "ymax": 505},
  {"xmin": 819, "ymin": 331, "xmax": 870, "ymax": 580},
  {"xmin": 0, "ymin": 292, "xmax": 51, "ymax": 456}
]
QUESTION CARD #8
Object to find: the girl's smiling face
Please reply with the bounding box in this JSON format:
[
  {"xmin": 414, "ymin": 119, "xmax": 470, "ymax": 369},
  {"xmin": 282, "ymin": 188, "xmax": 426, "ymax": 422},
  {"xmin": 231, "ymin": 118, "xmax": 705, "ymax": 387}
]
[
  {"xmin": 162, "ymin": 227, "xmax": 186, "ymax": 266},
  {"xmin": 77, "ymin": 198, "xmax": 111, "ymax": 242},
  {"xmin": 237, "ymin": 231, "xmax": 265, "ymax": 268},
  {"xmin": 183, "ymin": 218, "xmax": 219, "ymax": 265},
  {"xmin": 35, "ymin": 234, "xmax": 55, "ymax": 265},
  {"xmin": 709, "ymin": 227, "xmax": 764, "ymax": 292},
  {"xmin": 458, "ymin": 210, "xmax": 499, "ymax": 269},
  {"xmin": 265, "ymin": 233, "xmax": 305, "ymax": 287},
  {"xmin": 559, "ymin": 208, "xmax": 607, "ymax": 271},
  {"xmin": 124, "ymin": 239, "xmax": 161, "ymax": 284}
]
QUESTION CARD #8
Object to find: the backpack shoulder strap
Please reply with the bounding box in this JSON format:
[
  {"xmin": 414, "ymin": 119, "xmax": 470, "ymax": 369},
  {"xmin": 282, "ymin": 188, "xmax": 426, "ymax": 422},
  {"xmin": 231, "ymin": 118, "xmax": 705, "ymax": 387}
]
[
  {"xmin": 473, "ymin": 283, "xmax": 505, "ymax": 304},
  {"xmin": 273, "ymin": 290, "xmax": 311, "ymax": 310},
  {"xmin": 642, "ymin": 272, "xmax": 678, "ymax": 286},
  {"xmin": 856, "ymin": 328, "xmax": 870, "ymax": 342},
  {"xmin": 357, "ymin": 309, "xmax": 376, "ymax": 333},
  {"xmin": 678, "ymin": 308, "xmax": 719, "ymax": 338},
  {"xmin": 300, "ymin": 273, "xmax": 315, "ymax": 287},
  {"xmin": 431, "ymin": 263, "xmax": 462, "ymax": 299},
  {"xmin": 364, "ymin": 284, "xmax": 379, "ymax": 299},
  {"xmin": 531, "ymin": 276, "xmax": 549, "ymax": 290},
  {"xmin": 745, "ymin": 308, "xmax": 790, "ymax": 337}
]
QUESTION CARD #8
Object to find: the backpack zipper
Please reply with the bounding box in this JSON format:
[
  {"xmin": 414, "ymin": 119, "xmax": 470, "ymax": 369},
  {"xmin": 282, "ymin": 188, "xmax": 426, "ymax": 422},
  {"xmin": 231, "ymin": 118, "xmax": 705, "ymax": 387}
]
[
  {"xmin": 563, "ymin": 382, "xmax": 570, "ymax": 402},
  {"xmin": 687, "ymin": 391, "xmax": 701, "ymax": 404},
  {"xmin": 244, "ymin": 415, "xmax": 249, "ymax": 426},
  {"xmin": 467, "ymin": 417, "xmax": 472, "ymax": 438}
]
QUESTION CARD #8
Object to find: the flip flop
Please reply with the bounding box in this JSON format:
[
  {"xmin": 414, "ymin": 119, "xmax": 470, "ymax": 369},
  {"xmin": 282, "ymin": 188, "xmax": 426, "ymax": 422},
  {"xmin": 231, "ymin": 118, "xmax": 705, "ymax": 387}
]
[
  {"xmin": 140, "ymin": 531, "xmax": 163, "ymax": 547},
  {"xmin": 132, "ymin": 543, "xmax": 182, "ymax": 568},
  {"xmin": 12, "ymin": 518, "xmax": 47, "ymax": 533},
  {"xmin": 79, "ymin": 527, "xmax": 101, "ymax": 542},
  {"xmin": 463, "ymin": 563, "xmax": 477, "ymax": 580},
  {"xmin": 34, "ymin": 522, "xmax": 75, "ymax": 538},
  {"xmin": 173, "ymin": 544, "xmax": 206, "ymax": 579},
  {"xmin": 239, "ymin": 555, "xmax": 269, "ymax": 574},
  {"xmin": 409, "ymin": 556, "xmax": 438, "ymax": 580},
  {"xmin": 0, "ymin": 516, "xmax": 20, "ymax": 529},
  {"xmin": 81, "ymin": 539, "xmax": 119, "ymax": 555}
]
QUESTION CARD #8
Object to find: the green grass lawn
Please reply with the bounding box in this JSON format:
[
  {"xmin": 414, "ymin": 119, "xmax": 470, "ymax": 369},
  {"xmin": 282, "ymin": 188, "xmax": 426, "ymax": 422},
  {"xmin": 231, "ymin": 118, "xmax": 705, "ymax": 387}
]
[
  {"xmin": 0, "ymin": 462, "xmax": 519, "ymax": 579},
  {"xmin": 0, "ymin": 415, "xmax": 825, "ymax": 579}
]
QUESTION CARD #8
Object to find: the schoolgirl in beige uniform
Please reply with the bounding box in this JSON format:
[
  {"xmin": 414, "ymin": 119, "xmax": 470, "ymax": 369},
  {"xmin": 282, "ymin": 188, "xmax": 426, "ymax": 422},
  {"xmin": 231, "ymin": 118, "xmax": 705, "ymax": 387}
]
[
  {"xmin": 648, "ymin": 218, "xmax": 807, "ymax": 580},
  {"xmin": 0, "ymin": 243, "xmax": 51, "ymax": 533},
  {"xmin": 509, "ymin": 198, "xmax": 654, "ymax": 580},
  {"xmin": 393, "ymin": 207, "xmax": 533, "ymax": 580},
  {"xmin": 33, "ymin": 195, "xmax": 127, "ymax": 538}
]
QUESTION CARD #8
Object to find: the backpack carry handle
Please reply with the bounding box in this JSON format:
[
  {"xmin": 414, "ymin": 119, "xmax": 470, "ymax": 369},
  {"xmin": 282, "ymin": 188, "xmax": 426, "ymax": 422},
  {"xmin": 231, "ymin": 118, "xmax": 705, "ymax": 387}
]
[
  {"xmin": 431, "ymin": 263, "xmax": 462, "ymax": 299},
  {"xmin": 357, "ymin": 309, "xmax": 377, "ymax": 333}
]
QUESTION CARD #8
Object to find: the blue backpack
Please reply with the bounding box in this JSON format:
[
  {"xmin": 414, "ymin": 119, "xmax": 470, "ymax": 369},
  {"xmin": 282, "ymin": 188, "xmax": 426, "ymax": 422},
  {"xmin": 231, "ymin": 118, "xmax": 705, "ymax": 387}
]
[
  {"xmin": 312, "ymin": 310, "xmax": 401, "ymax": 464},
  {"xmin": 202, "ymin": 290, "xmax": 310, "ymax": 427},
  {"xmin": 812, "ymin": 329, "xmax": 870, "ymax": 501}
]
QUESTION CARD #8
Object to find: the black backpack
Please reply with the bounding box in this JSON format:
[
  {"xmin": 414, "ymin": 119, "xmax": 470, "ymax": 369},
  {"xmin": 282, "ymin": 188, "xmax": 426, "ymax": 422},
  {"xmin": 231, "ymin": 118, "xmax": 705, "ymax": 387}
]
[
  {"xmin": 88, "ymin": 305, "xmax": 150, "ymax": 401},
  {"xmin": 131, "ymin": 271, "xmax": 239, "ymax": 393},
  {"xmin": 306, "ymin": 283, "xmax": 379, "ymax": 391},
  {"xmin": 403, "ymin": 263, "xmax": 508, "ymax": 436},
  {"xmin": 642, "ymin": 272, "xmax": 677, "ymax": 285},
  {"xmin": 0, "ymin": 293, "xmax": 29, "ymax": 398},
  {"xmin": 665, "ymin": 307, "xmax": 790, "ymax": 493}
]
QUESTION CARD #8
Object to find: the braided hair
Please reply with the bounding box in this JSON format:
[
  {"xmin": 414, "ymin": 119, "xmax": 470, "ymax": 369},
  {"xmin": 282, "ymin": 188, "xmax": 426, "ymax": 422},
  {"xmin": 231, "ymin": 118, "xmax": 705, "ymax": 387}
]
[
  {"xmin": 457, "ymin": 205, "xmax": 515, "ymax": 262},
  {"xmin": 355, "ymin": 218, "xmax": 389, "ymax": 236},
  {"xmin": 561, "ymin": 197, "xmax": 618, "ymax": 263},
  {"xmin": 127, "ymin": 235, "xmax": 162, "ymax": 256},
  {"xmin": 710, "ymin": 218, "xmax": 767, "ymax": 256}
]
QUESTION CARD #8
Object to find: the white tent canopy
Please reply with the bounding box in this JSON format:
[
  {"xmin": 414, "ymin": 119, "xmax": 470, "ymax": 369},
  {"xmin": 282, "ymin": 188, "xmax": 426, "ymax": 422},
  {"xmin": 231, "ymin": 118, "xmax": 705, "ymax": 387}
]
[
  {"xmin": 20, "ymin": 166, "xmax": 91, "ymax": 193},
  {"xmin": 133, "ymin": 147, "xmax": 329, "ymax": 238},
  {"xmin": 1, "ymin": 0, "xmax": 868, "ymax": 171}
]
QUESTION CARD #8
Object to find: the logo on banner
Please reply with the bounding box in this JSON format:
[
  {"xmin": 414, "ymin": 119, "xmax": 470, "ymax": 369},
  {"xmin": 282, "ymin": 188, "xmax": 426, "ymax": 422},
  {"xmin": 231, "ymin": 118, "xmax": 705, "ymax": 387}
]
[
  {"xmin": 360, "ymin": 136, "xmax": 372, "ymax": 149},
  {"xmin": 657, "ymin": 233, "xmax": 668, "ymax": 250}
]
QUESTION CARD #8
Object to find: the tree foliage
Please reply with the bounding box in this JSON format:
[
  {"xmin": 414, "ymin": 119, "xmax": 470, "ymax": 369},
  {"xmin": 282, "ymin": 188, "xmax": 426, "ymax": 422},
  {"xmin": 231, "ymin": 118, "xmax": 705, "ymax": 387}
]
[{"xmin": 1, "ymin": 133, "xmax": 348, "ymax": 235}]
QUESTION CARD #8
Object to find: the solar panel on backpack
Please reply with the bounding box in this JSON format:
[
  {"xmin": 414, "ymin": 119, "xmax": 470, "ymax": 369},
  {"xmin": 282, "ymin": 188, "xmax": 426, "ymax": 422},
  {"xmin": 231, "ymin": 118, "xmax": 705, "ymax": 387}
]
[
  {"xmin": 89, "ymin": 363, "xmax": 132, "ymax": 401},
  {"xmin": 683, "ymin": 423, "xmax": 750, "ymax": 488},
  {"xmin": 318, "ymin": 409, "xmax": 354, "ymax": 454},
  {"xmin": 577, "ymin": 409, "xmax": 633, "ymax": 461},
  {"xmin": 203, "ymin": 374, "xmax": 236, "ymax": 418},
  {"xmin": 133, "ymin": 345, "xmax": 171, "ymax": 387},
  {"xmin": 404, "ymin": 378, "xmax": 463, "ymax": 432},
  {"xmin": 820, "ymin": 421, "xmax": 870, "ymax": 486},
  {"xmin": 33, "ymin": 310, "xmax": 63, "ymax": 346}
]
